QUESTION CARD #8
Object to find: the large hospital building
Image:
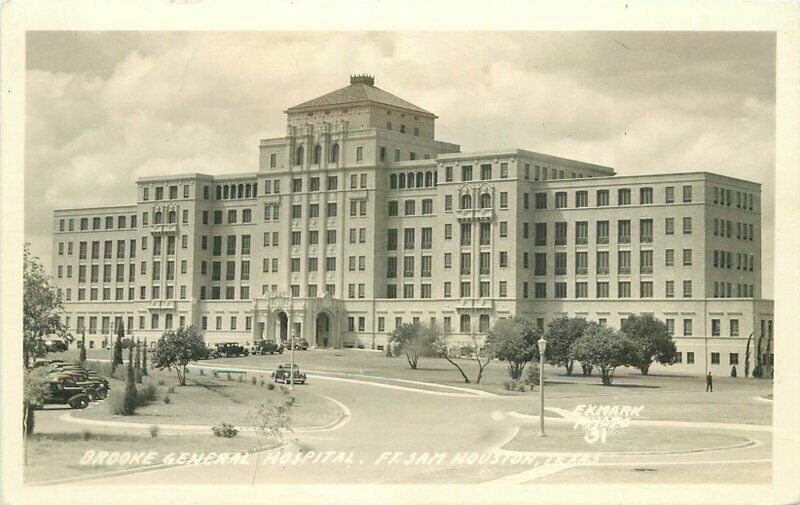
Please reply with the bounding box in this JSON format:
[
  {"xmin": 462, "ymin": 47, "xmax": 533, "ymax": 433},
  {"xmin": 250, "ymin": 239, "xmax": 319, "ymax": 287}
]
[{"xmin": 51, "ymin": 75, "xmax": 774, "ymax": 373}]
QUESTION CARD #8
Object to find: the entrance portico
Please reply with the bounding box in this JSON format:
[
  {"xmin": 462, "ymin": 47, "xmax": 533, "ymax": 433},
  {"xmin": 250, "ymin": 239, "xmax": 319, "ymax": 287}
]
[{"xmin": 253, "ymin": 291, "xmax": 343, "ymax": 348}]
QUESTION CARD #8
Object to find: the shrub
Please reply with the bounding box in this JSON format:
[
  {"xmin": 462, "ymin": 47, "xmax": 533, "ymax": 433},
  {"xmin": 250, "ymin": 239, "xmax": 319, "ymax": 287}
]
[
  {"xmin": 137, "ymin": 383, "xmax": 158, "ymax": 406},
  {"xmin": 200, "ymin": 368, "xmax": 205, "ymax": 376},
  {"xmin": 238, "ymin": 375, "xmax": 244, "ymax": 383},
  {"xmin": 107, "ymin": 393, "xmax": 126, "ymax": 415},
  {"xmin": 503, "ymin": 379, "xmax": 527, "ymax": 392},
  {"xmin": 85, "ymin": 360, "xmax": 116, "ymax": 379},
  {"xmin": 158, "ymin": 379, "xmax": 166, "ymax": 386},
  {"xmin": 251, "ymin": 376, "xmax": 257, "ymax": 385},
  {"xmin": 149, "ymin": 425, "xmax": 160, "ymax": 438},
  {"xmin": 260, "ymin": 377, "xmax": 266, "ymax": 388},
  {"xmin": 82, "ymin": 429, "xmax": 93, "ymax": 441},
  {"xmin": 524, "ymin": 362, "xmax": 540, "ymax": 386},
  {"xmin": 163, "ymin": 395, "xmax": 171, "ymax": 404},
  {"xmin": 212, "ymin": 422, "xmax": 239, "ymax": 438},
  {"xmin": 731, "ymin": 366, "xmax": 737, "ymax": 378},
  {"xmin": 168, "ymin": 385, "xmax": 175, "ymax": 394},
  {"xmin": 267, "ymin": 382, "xmax": 275, "ymax": 391}
]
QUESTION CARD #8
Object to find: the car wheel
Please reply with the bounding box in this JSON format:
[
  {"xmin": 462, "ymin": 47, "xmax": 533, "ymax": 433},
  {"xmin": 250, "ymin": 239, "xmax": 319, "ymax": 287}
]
[
  {"xmin": 97, "ymin": 388, "xmax": 108, "ymax": 400},
  {"xmin": 70, "ymin": 397, "xmax": 89, "ymax": 409}
]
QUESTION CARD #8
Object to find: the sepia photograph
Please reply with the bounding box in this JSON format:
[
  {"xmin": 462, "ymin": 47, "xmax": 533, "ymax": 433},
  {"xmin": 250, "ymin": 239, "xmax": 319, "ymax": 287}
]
[{"xmin": 2, "ymin": 2, "xmax": 799, "ymax": 504}]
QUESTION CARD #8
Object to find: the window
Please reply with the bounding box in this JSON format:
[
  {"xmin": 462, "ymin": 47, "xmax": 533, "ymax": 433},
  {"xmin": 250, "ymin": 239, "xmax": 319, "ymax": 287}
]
[
  {"xmin": 596, "ymin": 281, "xmax": 609, "ymax": 298},
  {"xmin": 639, "ymin": 219, "xmax": 653, "ymax": 243},
  {"xmin": 461, "ymin": 165, "xmax": 472, "ymax": 182},
  {"xmin": 575, "ymin": 282, "xmax": 588, "ymax": 298},
  {"xmin": 618, "ymin": 281, "xmax": 631, "ymax": 298},
  {"xmin": 683, "ymin": 185, "xmax": 693, "ymax": 203},
  {"xmin": 500, "ymin": 163, "xmax": 508, "ymax": 178},
  {"xmin": 683, "ymin": 217, "xmax": 692, "ymax": 235},
  {"xmin": 730, "ymin": 319, "xmax": 740, "ymax": 337},
  {"xmin": 665, "ymin": 280, "xmax": 674, "ymax": 298},
  {"xmin": 356, "ymin": 146, "xmax": 363, "ymax": 162},
  {"xmin": 729, "ymin": 353, "xmax": 739, "ymax": 365},
  {"xmin": 555, "ymin": 192, "xmax": 567, "ymax": 209},
  {"xmin": 683, "ymin": 280, "xmax": 692, "ymax": 298},
  {"xmin": 554, "ymin": 282, "xmax": 567, "ymax": 299},
  {"xmin": 576, "ymin": 191, "xmax": 588, "ymax": 208},
  {"xmin": 640, "ymin": 187, "xmax": 653, "ymax": 204},
  {"xmin": 665, "ymin": 248, "xmax": 675, "ymax": 267},
  {"xmin": 711, "ymin": 352, "xmax": 720, "ymax": 365},
  {"xmin": 460, "ymin": 314, "xmax": 471, "ymax": 333},
  {"xmin": 665, "ymin": 186, "xmax": 675, "ymax": 204},
  {"xmin": 618, "ymin": 220, "xmax": 631, "ymax": 243},
  {"xmin": 534, "ymin": 223, "xmax": 547, "ymax": 246},
  {"xmin": 480, "ymin": 164, "xmax": 492, "ymax": 180},
  {"xmin": 618, "ymin": 188, "xmax": 631, "ymax": 205},
  {"xmin": 534, "ymin": 282, "xmax": 547, "ymax": 299},
  {"xmin": 499, "ymin": 281, "xmax": 508, "ymax": 298},
  {"xmin": 500, "ymin": 192, "xmax": 508, "ymax": 209},
  {"xmin": 555, "ymin": 222, "xmax": 567, "ymax": 246},
  {"xmin": 640, "ymin": 281, "xmax": 653, "ymax": 298},
  {"xmin": 596, "ymin": 190, "xmax": 609, "ymax": 207},
  {"xmin": 687, "ymin": 351, "xmax": 695, "ymax": 364},
  {"xmin": 683, "ymin": 248, "xmax": 692, "ymax": 266},
  {"xmin": 535, "ymin": 193, "xmax": 547, "ymax": 209},
  {"xmin": 640, "ymin": 250, "xmax": 653, "ymax": 274},
  {"xmin": 404, "ymin": 200, "xmax": 416, "ymax": 216},
  {"xmin": 665, "ymin": 217, "xmax": 674, "ymax": 235}
]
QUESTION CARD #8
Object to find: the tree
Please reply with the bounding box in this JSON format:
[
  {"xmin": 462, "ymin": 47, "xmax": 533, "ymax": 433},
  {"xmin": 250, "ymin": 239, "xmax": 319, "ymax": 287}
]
[
  {"xmin": 121, "ymin": 341, "xmax": 138, "ymax": 415},
  {"xmin": 141, "ymin": 338, "xmax": 148, "ymax": 377},
  {"xmin": 114, "ymin": 323, "xmax": 124, "ymax": 364},
  {"xmin": 620, "ymin": 314, "xmax": 677, "ymax": 375},
  {"xmin": 388, "ymin": 323, "xmax": 434, "ymax": 369},
  {"xmin": 744, "ymin": 332, "xmax": 753, "ymax": 378},
  {"xmin": 79, "ymin": 330, "xmax": 87, "ymax": 366},
  {"xmin": 569, "ymin": 324, "xmax": 633, "ymax": 386},
  {"xmin": 484, "ymin": 317, "xmax": 540, "ymax": 380},
  {"xmin": 428, "ymin": 325, "xmax": 472, "ymax": 383},
  {"xmin": 23, "ymin": 367, "xmax": 49, "ymax": 437},
  {"xmin": 23, "ymin": 244, "xmax": 71, "ymax": 368},
  {"xmin": 545, "ymin": 316, "xmax": 588, "ymax": 375},
  {"xmin": 152, "ymin": 326, "xmax": 207, "ymax": 385},
  {"xmin": 134, "ymin": 338, "xmax": 142, "ymax": 384}
]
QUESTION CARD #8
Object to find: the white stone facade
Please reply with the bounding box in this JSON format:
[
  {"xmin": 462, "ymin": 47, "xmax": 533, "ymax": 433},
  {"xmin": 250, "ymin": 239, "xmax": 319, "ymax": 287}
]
[{"xmin": 51, "ymin": 75, "xmax": 774, "ymax": 375}]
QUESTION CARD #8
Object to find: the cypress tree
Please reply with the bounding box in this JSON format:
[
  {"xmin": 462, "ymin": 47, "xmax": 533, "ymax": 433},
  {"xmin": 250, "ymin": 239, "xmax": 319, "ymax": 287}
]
[
  {"xmin": 141, "ymin": 338, "xmax": 148, "ymax": 376},
  {"xmin": 79, "ymin": 330, "xmax": 87, "ymax": 365},
  {"xmin": 134, "ymin": 338, "xmax": 142, "ymax": 384},
  {"xmin": 122, "ymin": 340, "xmax": 137, "ymax": 415}
]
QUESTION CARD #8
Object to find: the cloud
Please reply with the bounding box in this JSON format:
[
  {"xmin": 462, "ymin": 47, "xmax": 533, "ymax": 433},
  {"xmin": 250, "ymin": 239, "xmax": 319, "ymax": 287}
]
[{"xmin": 24, "ymin": 31, "xmax": 776, "ymax": 296}]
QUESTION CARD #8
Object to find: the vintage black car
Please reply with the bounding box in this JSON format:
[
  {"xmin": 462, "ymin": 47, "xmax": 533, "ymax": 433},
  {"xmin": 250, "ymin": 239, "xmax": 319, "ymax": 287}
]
[
  {"xmin": 44, "ymin": 339, "xmax": 69, "ymax": 352},
  {"xmin": 283, "ymin": 338, "xmax": 309, "ymax": 351},
  {"xmin": 271, "ymin": 363, "xmax": 307, "ymax": 384},
  {"xmin": 211, "ymin": 342, "xmax": 250, "ymax": 358},
  {"xmin": 252, "ymin": 340, "xmax": 284, "ymax": 355},
  {"xmin": 49, "ymin": 365, "xmax": 109, "ymax": 400},
  {"xmin": 35, "ymin": 377, "xmax": 91, "ymax": 409}
]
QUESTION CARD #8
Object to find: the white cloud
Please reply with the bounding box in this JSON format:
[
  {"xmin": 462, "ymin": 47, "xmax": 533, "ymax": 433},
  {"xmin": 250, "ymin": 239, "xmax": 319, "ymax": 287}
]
[{"xmin": 25, "ymin": 31, "xmax": 775, "ymax": 296}]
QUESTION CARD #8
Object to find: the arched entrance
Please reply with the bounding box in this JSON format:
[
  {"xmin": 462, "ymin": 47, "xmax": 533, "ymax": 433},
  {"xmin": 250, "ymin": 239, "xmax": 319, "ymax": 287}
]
[
  {"xmin": 276, "ymin": 312, "xmax": 288, "ymax": 342},
  {"xmin": 316, "ymin": 312, "xmax": 331, "ymax": 348}
]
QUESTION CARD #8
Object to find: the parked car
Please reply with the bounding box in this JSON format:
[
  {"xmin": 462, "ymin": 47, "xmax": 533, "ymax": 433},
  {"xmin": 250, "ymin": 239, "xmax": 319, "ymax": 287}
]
[
  {"xmin": 283, "ymin": 338, "xmax": 309, "ymax": 351},
  {"xmin": 44, "ymin": 339, "xmax": 69, "ymax": 352},
  {"xmin": 271, "ymin": 363, "xmax": 307, "ymax": 384},
  {"xmin": 34, "ymin": 377, "xmax": 91, "ymax": 409},
  {"xmin": 211, "ymin": 342, "xmax": 250, "ymax": 358},
  {"xmin": 252, "ymin": 340, "xmax": 284, "ymax": 355},
  {"xmin": 48, "ymin": 366, "xmax": 109, "ymax": 400}
]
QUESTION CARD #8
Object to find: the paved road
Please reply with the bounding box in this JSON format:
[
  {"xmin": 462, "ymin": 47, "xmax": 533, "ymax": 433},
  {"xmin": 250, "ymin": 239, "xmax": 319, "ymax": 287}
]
[{"xmin": 33, "ymin": 363, "xmax": 772, "ymax": 486}]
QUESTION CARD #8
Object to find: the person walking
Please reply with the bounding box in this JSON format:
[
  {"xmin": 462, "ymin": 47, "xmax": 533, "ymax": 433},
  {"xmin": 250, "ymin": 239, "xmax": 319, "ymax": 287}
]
[{"xmin": 706, "ymin": 371, "xmax": 713, "ymax": 392}]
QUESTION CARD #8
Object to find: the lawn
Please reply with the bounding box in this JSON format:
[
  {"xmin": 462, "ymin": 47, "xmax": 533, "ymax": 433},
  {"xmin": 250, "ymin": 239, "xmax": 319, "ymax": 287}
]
[
  {"xmin": 503, "ymin": 424, "xmax": 754, "ymax": 454},
  {"xmin": 25, "ymin": 431, "xmax": 273, "ymax": 483},
  {"xmin": 71, "ymin": 366, "xmax": 343, "ymax": 429},
  {"xmin": 53, "ymin": 348, "xmax": 774, "ymax": 399}
]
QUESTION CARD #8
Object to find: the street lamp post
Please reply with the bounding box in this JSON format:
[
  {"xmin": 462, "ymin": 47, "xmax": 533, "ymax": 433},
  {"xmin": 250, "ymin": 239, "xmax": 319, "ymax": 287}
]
[
  {"xmin": 290, "ymin": 327, "xmax": 297, "ymax": 390},
  {"xmin": 537, "ymin": 336, "xmax": 547, "ymax": 437}
]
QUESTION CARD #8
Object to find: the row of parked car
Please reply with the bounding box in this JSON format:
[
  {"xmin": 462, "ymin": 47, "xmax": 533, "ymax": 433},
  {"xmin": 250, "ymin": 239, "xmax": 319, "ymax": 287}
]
[
  {"xmin": 201, "ymin": 338, "xmax": 310, "ymax": 359},
  {"xmin": 31, "ymin": 359, "xmax": 111, "ymax": 409}
]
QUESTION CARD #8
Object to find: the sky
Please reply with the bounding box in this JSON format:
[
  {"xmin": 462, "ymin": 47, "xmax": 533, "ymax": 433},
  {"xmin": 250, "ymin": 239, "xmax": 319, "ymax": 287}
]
[{"xmin": 25, "ymin": 31, "xmax": 776, "ymax": 296}]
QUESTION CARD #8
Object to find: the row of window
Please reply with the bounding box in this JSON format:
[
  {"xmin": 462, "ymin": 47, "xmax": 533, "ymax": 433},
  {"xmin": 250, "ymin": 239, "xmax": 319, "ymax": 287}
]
[
  {"xmin": 442, "ymin": 162, "xmax": 594, "ymax": 184},
  {"xmin": 388, "ymin": 199, "xmax": 435, "ymax": 216},
  {"xmin": 389, "ymin": 171, "xmax": 438, "ymax": 189},
  {"xmin": 215, "ymin": 183, "xmax": 257, "ymax": 200},
  {"xmin": 528, "ymin": 249, "xmax": 694, "ymax": 276},
  {"xmin": 523, "ymin": 280, "xmax": 695, "ymax": 299},
  {"xmin": 713, "ymin": 250, "xmax": 755, "ymax": 271},
  {"xmin": 713, "ymin": 187, "xmax": 754, "ymax": 211},
  {"xmin": 713, "ymin": 282, "xmax": 755, "ymax": 298},
  {"xmin": 142, "ymin": 184, "xmax": 194, "ymax": 202},
  {"xmin": 713, "ymin": 219, "xmax": 755, "ymax": 241},
  {"xmin": 60, "ymin": 215, "xmax": 139, "ymax": 233}
]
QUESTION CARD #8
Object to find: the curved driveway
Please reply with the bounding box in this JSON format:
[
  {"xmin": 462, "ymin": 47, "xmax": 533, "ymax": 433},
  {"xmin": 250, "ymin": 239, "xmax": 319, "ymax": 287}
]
[{"xmin": 66, "ymin": 364, "xmax": 772, "ymax": 486}]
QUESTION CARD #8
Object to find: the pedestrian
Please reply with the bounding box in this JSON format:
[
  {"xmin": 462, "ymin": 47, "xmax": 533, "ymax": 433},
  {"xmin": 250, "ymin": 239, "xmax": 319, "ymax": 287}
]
[{"xmin": 706, "ymin": 371, "xmax": 713, "ymax": 392}]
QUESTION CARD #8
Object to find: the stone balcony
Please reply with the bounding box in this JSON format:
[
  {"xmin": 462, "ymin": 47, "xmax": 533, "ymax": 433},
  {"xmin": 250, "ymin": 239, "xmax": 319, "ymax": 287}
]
[
  {"xmin": 455, "ymin": 298, "xmax": 494, "ymax": 312},
  {"xmin": 454, "ymin": 207, "xmax": 494, "ymax": 222},
  {"xmin": 149, "ymin": 223, "xmax": 177, "ymax": 236},
  {"xmin": 148, "ymin": 299, "xmax": 176, "ymax": 312}
]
